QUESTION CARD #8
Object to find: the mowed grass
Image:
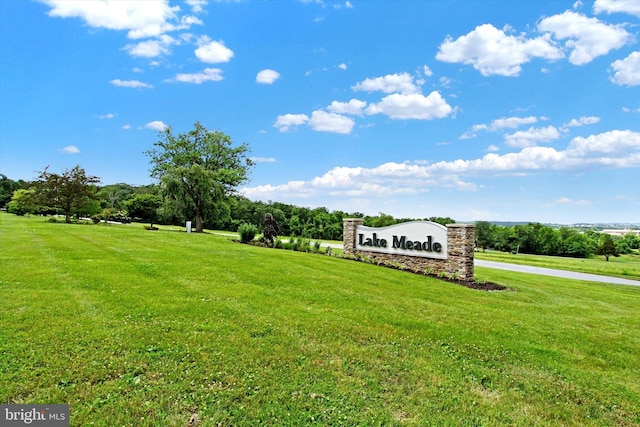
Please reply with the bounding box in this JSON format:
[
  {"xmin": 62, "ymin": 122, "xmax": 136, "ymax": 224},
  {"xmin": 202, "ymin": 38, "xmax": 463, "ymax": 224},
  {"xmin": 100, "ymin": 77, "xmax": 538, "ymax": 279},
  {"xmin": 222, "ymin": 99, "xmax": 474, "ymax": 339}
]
[
  {"xmin": 475, "ymin": 250, "xmax": 640, "ymax": 280},
  {"xmin": 1, "ymin": 214, "xmax": 639, "ymax": 426}
]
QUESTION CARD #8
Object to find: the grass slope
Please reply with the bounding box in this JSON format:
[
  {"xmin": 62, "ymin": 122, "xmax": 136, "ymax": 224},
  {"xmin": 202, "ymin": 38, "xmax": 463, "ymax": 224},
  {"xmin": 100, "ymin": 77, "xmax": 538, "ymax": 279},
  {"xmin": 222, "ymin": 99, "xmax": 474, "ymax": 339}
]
[
  {"xmin": 475, "ymin": 250, "xmax": 640, "ymax": 281},
  {"xmin": 1, "ymin": 214, "xmax": 639, "ymax": 426}
]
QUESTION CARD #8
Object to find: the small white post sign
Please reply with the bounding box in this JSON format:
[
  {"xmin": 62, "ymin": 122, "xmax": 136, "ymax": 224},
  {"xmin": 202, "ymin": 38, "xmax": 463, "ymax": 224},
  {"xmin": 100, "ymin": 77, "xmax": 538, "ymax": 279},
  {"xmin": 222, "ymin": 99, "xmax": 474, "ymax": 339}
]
[
  {"xmin": 355, "ymin": 221, "xmax": 448, "ymax": 259},
  {"xmin": 186, "ymin": 221, "xmax": 192, "ymax": 233}
]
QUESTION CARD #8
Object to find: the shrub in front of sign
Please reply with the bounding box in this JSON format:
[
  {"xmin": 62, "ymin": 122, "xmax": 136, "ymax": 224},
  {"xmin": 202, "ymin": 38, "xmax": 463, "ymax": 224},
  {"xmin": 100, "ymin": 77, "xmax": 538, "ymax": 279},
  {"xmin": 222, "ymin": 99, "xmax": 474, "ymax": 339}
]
[{"xmin": 238, "ymin": 223, "xmax": 259, "ymax": 243}]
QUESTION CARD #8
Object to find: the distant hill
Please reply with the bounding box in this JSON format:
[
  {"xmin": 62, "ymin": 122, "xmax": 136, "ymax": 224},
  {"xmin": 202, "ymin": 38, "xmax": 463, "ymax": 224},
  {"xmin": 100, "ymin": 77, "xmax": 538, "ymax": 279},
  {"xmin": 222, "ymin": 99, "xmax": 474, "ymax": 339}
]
[{"xmin": 473, "ymin": 221, "xmax": 640, "ymax": 230}]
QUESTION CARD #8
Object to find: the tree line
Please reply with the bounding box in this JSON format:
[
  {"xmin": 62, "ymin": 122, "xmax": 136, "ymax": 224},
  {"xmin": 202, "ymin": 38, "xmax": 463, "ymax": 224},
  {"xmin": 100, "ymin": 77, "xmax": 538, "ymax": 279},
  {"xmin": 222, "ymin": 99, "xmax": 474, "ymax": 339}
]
[{"xmin": 474, "ymin": 221, "xmax": 640, "ymax": 260}]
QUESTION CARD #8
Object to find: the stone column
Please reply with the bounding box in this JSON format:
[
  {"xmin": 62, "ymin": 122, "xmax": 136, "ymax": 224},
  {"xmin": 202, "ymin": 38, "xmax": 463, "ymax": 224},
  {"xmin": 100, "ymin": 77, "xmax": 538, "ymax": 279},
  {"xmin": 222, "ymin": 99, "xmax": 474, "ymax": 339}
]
[
  {"xmin": 343, "ymin": 218, "xmax": 364, "ymax": 254},
  {"xmin": 446, "ymin": 224, "xmax": 475, "ymax": 281}
]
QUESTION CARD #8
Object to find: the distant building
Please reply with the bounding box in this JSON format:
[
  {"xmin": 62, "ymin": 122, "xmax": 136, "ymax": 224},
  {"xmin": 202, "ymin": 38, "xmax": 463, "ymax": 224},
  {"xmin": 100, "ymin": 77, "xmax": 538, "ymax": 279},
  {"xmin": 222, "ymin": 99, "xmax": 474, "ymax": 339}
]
[{"xmin": 602, "ymin": 229, "xmax": 640, "ymax": 236}]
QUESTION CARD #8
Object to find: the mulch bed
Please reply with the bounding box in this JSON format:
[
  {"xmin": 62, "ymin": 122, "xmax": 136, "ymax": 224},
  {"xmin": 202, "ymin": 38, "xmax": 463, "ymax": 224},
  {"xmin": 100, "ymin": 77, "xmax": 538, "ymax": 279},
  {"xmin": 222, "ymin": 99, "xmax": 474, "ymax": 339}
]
[{"xmin": 451, "ymin": 279, "xmax": 507, "ymax": 291}]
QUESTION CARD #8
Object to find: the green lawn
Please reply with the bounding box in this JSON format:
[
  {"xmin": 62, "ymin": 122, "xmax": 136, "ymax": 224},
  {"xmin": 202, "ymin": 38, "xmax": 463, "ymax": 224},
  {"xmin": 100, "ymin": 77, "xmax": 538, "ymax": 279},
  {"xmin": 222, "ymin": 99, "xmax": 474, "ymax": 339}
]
[
  {"xmin": 1, "ymin": 213, "xmax": 639, "ymax": 426},
  {"xmin": 475, "ymin": 250, "xmax": 640, "ymax": 281}
]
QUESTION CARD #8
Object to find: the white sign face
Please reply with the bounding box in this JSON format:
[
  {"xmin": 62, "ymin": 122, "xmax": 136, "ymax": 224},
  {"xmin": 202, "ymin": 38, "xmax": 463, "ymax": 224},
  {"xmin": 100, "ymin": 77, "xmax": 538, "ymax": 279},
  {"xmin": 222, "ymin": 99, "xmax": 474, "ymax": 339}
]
[{"xmin": 355, "ymin": 221, "xmax": 448, "ymax": 259}]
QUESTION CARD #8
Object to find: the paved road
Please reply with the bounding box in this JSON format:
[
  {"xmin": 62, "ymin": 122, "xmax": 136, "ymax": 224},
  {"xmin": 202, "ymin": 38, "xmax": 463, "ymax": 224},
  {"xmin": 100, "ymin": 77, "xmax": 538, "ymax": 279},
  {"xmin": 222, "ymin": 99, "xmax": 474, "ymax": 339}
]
[{"xmin": 474, "ymin": 259, "xmax": 640, "ymax": 287}]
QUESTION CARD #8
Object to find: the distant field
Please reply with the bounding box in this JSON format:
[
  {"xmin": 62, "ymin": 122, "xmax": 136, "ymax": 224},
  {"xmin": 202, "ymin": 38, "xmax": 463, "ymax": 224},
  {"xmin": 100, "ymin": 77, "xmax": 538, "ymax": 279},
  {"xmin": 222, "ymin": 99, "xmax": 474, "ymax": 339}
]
[
  {"xmin": 1, "ymin": 213, "xmax": 639, "ymax": 426},
  {"xmin": 475, "ymin": 250, "xmax": 640, "ymax": 281}
]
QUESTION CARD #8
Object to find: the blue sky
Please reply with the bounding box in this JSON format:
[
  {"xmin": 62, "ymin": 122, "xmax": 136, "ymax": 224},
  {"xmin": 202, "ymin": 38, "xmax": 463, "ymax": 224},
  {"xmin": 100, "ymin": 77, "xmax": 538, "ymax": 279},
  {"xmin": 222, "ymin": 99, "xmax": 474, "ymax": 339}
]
[{"xmin": 1, "ymin": 0, "xmax": 639, "ymax": 224}]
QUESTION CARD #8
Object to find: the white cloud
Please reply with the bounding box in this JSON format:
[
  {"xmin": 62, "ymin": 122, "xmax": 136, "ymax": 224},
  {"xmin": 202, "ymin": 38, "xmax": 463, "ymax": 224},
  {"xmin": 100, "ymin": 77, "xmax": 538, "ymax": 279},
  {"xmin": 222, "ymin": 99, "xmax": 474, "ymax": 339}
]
[
  {"xmin": 242, "ymin": 130, "xmax": 640, "ymax": 202},
  {"xmin": 124, "ymin": 39, "xmax": 172, "ymax": 58},
  {"xmin": 365, "ymin": 91, "xmax": 454, "ymax": 120},
  {"xmin": 94, "ymin": 113, "xmax": 116, "ymax": 119},
  {"xmin": 144, "ymin": 120, "xmax": 168, "ymax": 131},
  {"xmin": 60, "ymin": 145, "xmax": 80, "ymax": 154},
  {"xmin": 309, "ymin": 111, "xmax": 355, "ymax": 134},
  {"xmin": 168, "ymin": 68, "xmax": 224, "ymax": 84},
  {"xmin": 250, "ymin": 157, "xmax": 277, "ymax": 163},
  {"xmin": 490, "ymin": 116, "xmax": 539, "ymax": 130},
  {"xmin": 563, "ymin": 116, "xmax": 600, "ymax": 127},
  {"xmin": 326, "ymin": 99, "xmax": 367, "ymax": 116},
  {"xmin": 41, "ymin": 0, "xmax": 191, "ymax": 39},
  {"xmin": 256, "ymin": 69, "xmax": 281, "ymax": 84},
  {"xmin": 504, "ymin": 126, "xmax": 561, "ymax": 148},
  {"xmin": 185, "ymin": 0, "xmax": 208, "ymax": 13},
  {"xmin": 537, "ymin": 11, "xmax": 631, "ymax": 66},
  {"xmin": 335, "ymin": 1, "xmax": 353, "ymax": 9},
  {"xmin": 422, "ymin": 65, "xmax": 434, "ymax": 77},
  {"xmin": 273, "ymin": 110, "xmax": 356, "ymax": 134},
  {"xmin": 556, "ymin": 197, "xmax": 591, "ymax": 206},
  {"xmin": 338, "ymin": 63, "xmax": 347, "ymax": 70},
  {"xmin": 439, "ymin": 76, "xmax": 453, "ymax": 88},
  {"xmin": 610, "ymin": 51, "xmax": 640, "ymax": 86},
  {"xmin": 352, "ymin": 72, "xmax": 420, "ymax": 95},
  {"xmin": 273, "ymin": 114, "xmax": 309, "ymax": 132},
  {"xmin": 180, "ymin": 15, "xmax": 203, "ymax": 27},
  {"xmin": 464, "ymin": 116, "xmax": 539, "ymax": 138},
  {"xmin": 122, "ymin": 124, "xmax": 132, "ymax": 130},
  {"xmin": 110, "ymin": 79, "xmax": 153, "ymax": 89},
  {"xmin": 594, "ymin": 0, "xmax": 640, "ymax": 18},
  {"xmin": 436, "ymin": 24, "xmax": 563, "ymax": 76},
  {"xmin": 430, "ymin": 130, "xmax": 640, "ymax": 172},
  {"xmin": 565, "ymin": 129, "xmax": 640, "ymax": 159},
  {"xmin": 195, "ymin": 37, "xmax": 234, "ymax": 63}
]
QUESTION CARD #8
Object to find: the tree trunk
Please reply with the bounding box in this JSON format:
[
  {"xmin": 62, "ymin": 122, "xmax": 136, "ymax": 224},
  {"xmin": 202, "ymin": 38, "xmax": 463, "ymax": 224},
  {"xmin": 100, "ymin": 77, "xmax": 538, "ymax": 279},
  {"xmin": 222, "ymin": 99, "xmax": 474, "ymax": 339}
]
[{"xmin": 195, "ymin": 213, "xmax": 204, "ymax": 233}]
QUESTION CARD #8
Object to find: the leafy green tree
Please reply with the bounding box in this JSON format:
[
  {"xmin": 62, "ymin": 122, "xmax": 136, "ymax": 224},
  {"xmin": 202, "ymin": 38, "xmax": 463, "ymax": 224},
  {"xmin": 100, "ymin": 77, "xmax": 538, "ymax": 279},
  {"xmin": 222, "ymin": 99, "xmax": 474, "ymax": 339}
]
[
  {"xmin": 34, "ymin": 165, "xmax": 101, "ymax": 223},
  {"xmin": 365, "ymin": 213, "xmax": 397, "ymax": 227},
  {"xmin": 622, "ymin": 232, "xmax": 640, "ymax": 250},
  {"xmin": 513, "ymin": 223, "xmax": 543, "ymax": 254},
  {"xmin": 427, "ymin": 216, "xmax": 456, "ymax": 226},
  {"xmin": 126, "ymin": 194, "xmax": 161, "ymax": 228},
  {"xmin": 7, "ymin": 189, "xmax": 37, "ymax": 216},
  {"xmin": 0, "ymin": 175, "xmax": 20, "ymax": 208},
  {"xmin": 538, "ymin": 225, "xmax": 561, "ymax": 255},
  {"xmin": 146, "ymin": 122, "xmax": 252, "ymax": 233},
  {"xmin": 288, "ymin": 215, "xmax": 303, "ymax": 237},
  {"xmin": 561, "ymin": 233, "xmax": 593, "ymax": 258},
  {"xmin": 596, "ymin": 234, "xmax": 619, "ymax": 261},
  {"xmin": 97, "ymin": 183, "xmax": 136, "ymax": 210},
  {"xmin": 491, "ymin": 226, "xmax": 518, "ymax": 253},
  {"xmin": 474, "ymin": 221, "xmax": 493, "ymax": 252}
]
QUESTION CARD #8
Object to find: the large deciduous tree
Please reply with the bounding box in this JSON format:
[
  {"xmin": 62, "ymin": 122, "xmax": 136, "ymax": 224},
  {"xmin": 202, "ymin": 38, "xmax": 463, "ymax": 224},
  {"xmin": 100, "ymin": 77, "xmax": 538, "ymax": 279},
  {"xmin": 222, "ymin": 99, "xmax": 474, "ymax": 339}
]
[
  {"xmin": 35, "ymin": 165, "xmax": 101, "ymax": 223},
  {"xmin": 145, "ymin": 122, "xmax": 252, "ymax": 233},
  {"xmin": 126, "ymin": 194, "xmax": 161, "ymax": 228}
]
